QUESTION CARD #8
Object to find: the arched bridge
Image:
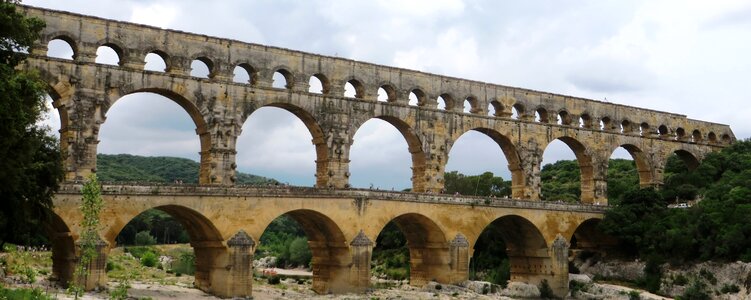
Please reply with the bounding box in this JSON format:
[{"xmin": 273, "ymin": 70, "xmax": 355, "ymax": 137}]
[{"xmin": 20, "ymin": 5, "xmax": 734, "ymax": 298}]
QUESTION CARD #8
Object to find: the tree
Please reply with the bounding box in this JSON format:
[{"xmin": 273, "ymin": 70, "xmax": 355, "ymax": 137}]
[{"xmin": 0, "ymin": 0, "xmax": 64, "ymax": 247}]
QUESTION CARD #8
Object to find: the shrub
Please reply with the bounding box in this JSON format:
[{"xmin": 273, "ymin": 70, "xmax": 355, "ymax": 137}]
[
  {"xmin": 699, "ymin": 269, "xmax": 717, "ymax": 285},
  {"xmin": 140, "ymin": 251, "xmax": 158, "ymax": 268},
  {"xmin": 628, "ymin": 290, "xmax": 640, "ymax": 300},
  {"xmin": 539, "ymin": 279, "xmax": 555, "ymax": 299},
  {"xmin": 720, "ymin": 283, "xmax": 740, "ymax": 294},
  {"xmin": 288, "ymin": 237, "xmax": 311, "ymax": 267},
  {"xmin": 135, "ymin": 230, "xmax": 157, "ymax": 246},
  {"xmin": 0, "ymin": 286, "xmax": 52, "ymax": 300},
  {"xmin": 171, "ymin": 252, "xmax": 195, "ymax": 276},
  {"xmin": 681, "ymin": 280, "xmax": 710, "ymax": 300},
  {"xmin": 125, "ymin": 246, "xmax": 159, "ymax": 259},
  {"xmin": 673, "ymin": 273, "xmax": 689, "ymax": 286},
  {"xmin": 267, "ymin": 276, "xmax": 281, "ymax": 285}
]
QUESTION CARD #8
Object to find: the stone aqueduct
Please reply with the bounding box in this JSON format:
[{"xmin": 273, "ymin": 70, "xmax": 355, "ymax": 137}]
[{"xmin": 20, "ymin": 5, "xmax": 734, "ymax": 298}]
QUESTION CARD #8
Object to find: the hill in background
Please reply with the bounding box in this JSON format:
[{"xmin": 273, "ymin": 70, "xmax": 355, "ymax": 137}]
[{"xmin": 96, "ymin": 154, "xmax": 276, "ymax": 185}]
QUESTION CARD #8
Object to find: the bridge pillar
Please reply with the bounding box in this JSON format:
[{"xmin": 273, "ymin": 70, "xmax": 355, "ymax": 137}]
[
  {"xmin": 121, "ymin": 50, "xmax": 146, "ymax": 71},
  {"xmin": 191, "ymin": 240, "xmax": 226, "ymax": 295},
  {"xmin": 221, "ymin": 230, "xmax": 255, "ymax": 298},
  {"xmin": 349, "ymin": 231, "xmax": 373, "ymax": 292},
  {"xmin": 408, "ymin": 243, "xmax": 451, "ymax": 286},
  {"xmin": 316, "ymin": 110, "xmax": 352, "ymax": 189},
  {"xmin": 309, "ymin": 241, "xmax": 353, "ymax": 294},
  {"xmin": 72, "ymin": 237, "xmax": 109, "ymax": 291},
  {"xmin": 518, "ymin": 143, "xmax": 542, "ymax": 200},
  {"xmin": 448, "ymin": 234, "xmax": 470, "ymax": 283},
  {"xmin": 59, "ymin": 89, "xmax": 105, "ymax": 182},
  {"xmin": 508, "ymin": 235, "xmax": 569, "ymax": 298}
]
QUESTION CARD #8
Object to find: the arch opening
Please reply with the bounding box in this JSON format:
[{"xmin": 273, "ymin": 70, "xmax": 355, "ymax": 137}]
[
  {"xmin": 464, "ymin": 96, "xmax": 478, "ymax": 114},
  {"xmin": 94, "ymin": 44, "xmax": 121, "ymax": 66},
  {"xmin": 373, "ymin": 213, "xmax": 447, "ymax": 286},
  {"xmin": 408, "ymin": 89, "xmax": 423, "ymax": 106},
  {"xmin": 600, "ymin": 117, "xmax": 612, "ymax": 131},
  {"xmin": 708, "ymin": 132, "xmax": 717, "ymax": 143},
  {"xmin": 675, "ymin": 127, "xmax": 686, "ymax": 141},
  {"xmin": 535, "ymin": 108, "xmax": 548, "ymax": 123},
  {"xmin": 488, "ymin": 100, "xmax": 503, "ymax": 117},
  {"xmin": 658, "ymin": 125, "xmax": 669, "ymax": 137},
  {"xmin": 620, "ymin": 120, "xmax": 632, "ymax": 133},
  {"xmin": 344, "ymin": 79, "xmax": 364, "ymax": 99},
  {"xmin": 259, "ymin": 209, "xmax": 348, "ymax": 294},
  {"xmin": 569, "ymin": 219, "xmax": 619, "ymax": 256},
  {"xmin": 308, "ymin": 74, "xmax": 329, "ymax": 94},
  {"xmin": 350, "ymin": 117, "xmax": 420, "ymax": 191},
  {"xmin": 237, "ymin": 105, "xmax": 324, "ymax": 187},
  {"xmin": 46, "ymin": 38, "xmax": 75, "ymax": 60},
  {"xmin": 691, "ymin": 129, "xmax": 702, "ymax": 143},
  {"xmin": 190, "ymin": 58, "xmax": 212, "ymax": 78},
  {"xmin": 470, "ymin": 215, "xmax": 547, "ymax": 288},
  {"xmin": 541, "ymin": 137, "xmax": 594, "ymax": 203},
  {"xmin": 512, "ymin": 104, "xmax": 523, "ymax": 120},
  {"xmin": 272, "ymin": 69, "xmax": 293, "ymax": 89},
  {"xmin": 607, "ymin": 145, "xmax": 653, "ymax": 205},
  {"xmin": 232, "ymin": 64, "xmax": 256, "ymax": 85},
  {"xmin": 378, "ymin": 84, "xmax": 397, "ymax": 102},
  {"xmin": 110, "ymin": 205, "xmax": 223, "ymax": 292},
  {"xmin": 97, "ymin": 91, "xmax": 205, "ymax": 183},
  {"xmin": 579, "ymin": 114, "xmax": 593, "ymax": 128},
  {"xmin": 144, "ymin": 51, "xmax": 168, "ymax": 72},
  {"xmin": 437, "ymin": 94, "xmax": 452, "ymax": 110},
  {"xmin": 640, "ymin": 122, "xmax": 650, "ymax": 136},
  {"xmin": 661, "ymin": 151, "xmax": 701, "ymax": 205},
  {"xmin": 557, "ymin": 111, "xmax": 571, "ymax": 125},
  {"xmin": 444, "ymin": 128, "xmax": 523, "ymax": 198}
]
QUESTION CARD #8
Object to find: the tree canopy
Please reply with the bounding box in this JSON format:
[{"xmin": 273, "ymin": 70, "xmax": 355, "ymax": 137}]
[{"xmin": 0, "ymin": 0, "xmax": 64, "ymax": 246}]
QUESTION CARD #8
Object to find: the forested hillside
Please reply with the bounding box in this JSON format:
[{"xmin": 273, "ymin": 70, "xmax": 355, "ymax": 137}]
[{"xmin": 97, "ymin": 154, "xmax": 276, "ymax": 185}]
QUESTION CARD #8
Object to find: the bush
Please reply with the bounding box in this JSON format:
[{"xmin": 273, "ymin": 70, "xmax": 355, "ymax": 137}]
[
  {"xmin": 628, "ymin": 290, "xmax": 640, "ymax": 300},
  {"xmin": 134, "ymin": 230, "xmax": 157, "ymax": 246},
  {"xmin": 681, "ymin": 280, "xmax": 710, "ymax": 300},
  {"xmin": 539, "ymin": 279, "xmax": 556, "ymax": 299},
  {"xmin": 720, "ymin": 283, "xmax": 740, "ymax": 294},
  {"xmin": 0, "ymin": 286, "xmax": 52, "ymax": 299},
  {"xmin": 171, "ymin": 252, "xmax": 195, "ymax": 276},
  {"xmin": 267, "ymin": 276, "xmax": 281, "ymax": 285},
  {"xmin": 140, "ymin": 251, "xmax": 158, "ymax": 268},
  {"xmin": 125, "ymin": 246, "xmax": 159, "ymax": 259},
  {"xmin": 699, "ymin": 269, "xmax": 717, "ymax": 285},
  {"xmin": 673, "ymin": 273, "xmax": 689, "ymax": 286},
  {"xmin": 288, "ymin": 237, "xmax": 311, "ymax": 267}
]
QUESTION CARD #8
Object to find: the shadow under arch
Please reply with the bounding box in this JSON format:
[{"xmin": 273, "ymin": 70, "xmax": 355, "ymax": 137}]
[
  {"xmin": 567, "ymin": 218, "xmax": 618, "ymax": 252},
  {"xmin": 458, "ymin": 128, "xmax": 525, "ymax": 198},
  {"xmin": 609, "ymin": 144, "xmax": 654, "ymax": 188},
  {"xmin": 377, "ymin": 213, "xmax": 448, "ymax": 285},
  {"xmin": 260, "ymin": 209, "xmax": 348, "ymax": 294},
  {"xmin": 44, "ymin": 210, "xmax": 76, "ymax": 287},
  {"xmin": 544, "ymin": 136, "xmax": 596, "ymax": 203},
  {"xmin": 670, "ymin": 149, "xmax": 700, "ymax": 171},
  {"xmin": 111, "ymin": 204, "xmax": 224, "ymax": 293},
  {"xmin": 472, "ymin": 215, "xmax": 547, "ymax": 286},
  {"xmin": 355, "ymin": 115, "xmax": 427, "ymax": 192},
  {"xmin": 243, "ymin": 102, "xmax": 329, "ymax": 187}
]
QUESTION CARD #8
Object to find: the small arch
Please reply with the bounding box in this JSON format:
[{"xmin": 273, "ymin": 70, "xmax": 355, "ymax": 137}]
[
  {"xmin": 378, "ymin": 84, "xmax": 397, "ymax": 102},
  {"xmin": 308, "ymin": 73, "xmax": 330, "ymax": 94},
  {"xmin": 640, "ymin": 122, "xmax": 650, "ymax": 136},
  {"xmin": 620, "ymin": 119, "xmax": 632, "ymax": 133},
  {"xmin": 675, "ymin": 127, "xmax": 686, "ymax": 141},
  {"xmin": 94, "ymin": 44, "xmax": 122, "ymax": 66},
  {"xmin": 512, "ymin": 103, "xmax": 525, "ymax": 120},
  {"xmin": 708, "ymin": 132, "xmax": 717, "ymax": 143},
  {"xmin": 579, "ymin": 113, "xmax": 593, "ymax": 128},
  {"xmin": 437, "ymin": 93, "xmax": 453, "ymax": 110},
  {"xmin": 600, "ymin": 116, "xmax": 612, "ymax": 131},
  {"xmin": 272, "ymin": 68, "xmax": 294, "ymax": 89},
  {"xmin": 190, "ymin": 57, "xmax": 214, "ymax": 79},
  {"xmin": 464, "ymin": 95, "xmax": 479, "ymax": 114},
  {"xmin": 691, "ymin": 129, "xmax": 702, "ymax": 143},
  {"xmin": 344, "ymin": 78, "xmax": 365, "ymax": 99},
  {"xmin": 144, "ymin": 50, "xmax": 169, "ymax": 72},
  {"xmin": 46, "ymin": 37, "xmax": 76, "ymax": 60},
  {"xmin": 488, "ymin": 99, "xmax": 504, "ymax": 117},
  {"xmin": 535, "ymin": 107, "xmax": 549, "ymax": 123},
  {"xmin": 658, "ymin": 125, "xmax": 669, "ymax": 137},
  {"xmin": 721, "ymin": 134, "xmax": 732, "ymax": 144},
  {"xmin": 558, "ymin": 110, "xmax": 571, "ymax": 125},
  {"xmin": 233, "ymin": 63, "xmax": 257, "ymax": 85},
  {"xmin": 408, "ymin": 88, "xmax": 425, "ymax": 106}
]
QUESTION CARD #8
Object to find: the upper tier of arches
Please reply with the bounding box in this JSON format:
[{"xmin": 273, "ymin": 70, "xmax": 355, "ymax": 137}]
[{"xmin": 27, "ymin": 4, "xmax": 733, "ymax": 147}]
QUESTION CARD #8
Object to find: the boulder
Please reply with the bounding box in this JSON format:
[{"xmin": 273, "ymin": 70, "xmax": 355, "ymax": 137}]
[{"xmin": 500, "ymin": 282, "xmax": 540, "ymax": 298}]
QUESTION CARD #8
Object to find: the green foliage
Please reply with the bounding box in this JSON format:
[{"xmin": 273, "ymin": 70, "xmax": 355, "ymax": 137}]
[
  {"xmin": 0, "ymin": 286, "xmax": 52, "ymax": 300},
  {"xmin": 0, "ymin": 0, "xmax": 64, "ymax": 248},
  {"xmin": 540, "ymin": 160, "xmax": 581, "ymax": 202},
  {"xmin": 538, "ymin": 279, "xmax": 556, "ymax": 299},
  {"xmin": 673, "ymin": 273, "xmax": 689, "ymax": 286},
  {"xmin": 257, "ymin": 215, "xmax": 311, "ymax": 268},
  {"xmin": 720, "ymin": 283, "xmax": 740, "ymax": 294},
  {"xmin": 139, "ymin": 251, "xmax": 158, "ymax": 268},
  {"xmin": 134, "ymin": 231, "xmax": 157, "ymax": 246},
  {"xmin": 267, "ymin": 276, "xmax": 281, "ymax": 285},
  {"xmin": 288, "ymin": 237, "xmax": 311, "ymax": 267},
  {"xmin": 117, "ymin": 209, "xmax": 189, "ymax": 246},
  {"xmin": 69, "ymin": 174, "xmax": 104, "ymax": 298},
  {"xmin": 443, "ymin": 171, "xmax": 511, "ymax": 197},
  {"xmin": 171, "ymin": 251, "xmax": 195, "ymax": 276},
  {"xmin": 96, "ymin": 154, "xmax": 276, "ymax": 185},
  {"xmin": 371, "ymin": 221, "xmax": 410, "ymax": 281},
  {"xmin": 124, "ymin": 246, "xmax": 159, "ymax": 259},
  {"xmin": 680, "ymin": 280, "xmax": 710, "ymax": 300},
  {"xmin": 628, "ymin": 290, "xmax": 641, "ymax": 300}
]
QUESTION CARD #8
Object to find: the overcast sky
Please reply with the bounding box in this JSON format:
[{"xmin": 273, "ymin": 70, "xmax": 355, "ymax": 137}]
[{"xmin": 29, "ymin": 0, "xmax": 751, "ymax": 189}]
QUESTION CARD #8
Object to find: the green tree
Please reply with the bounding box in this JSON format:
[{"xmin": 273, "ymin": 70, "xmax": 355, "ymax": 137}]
[
  {"xmin": 0, "ymin": 0, "xmax": 64, "ymax": 248},
  {"xmin": 69, "ymin": 174, "xmax": 104, "ymax": 298},
  {"xmin": 134, "ymin": 230, "xmax": 156, "ymax": 246}
]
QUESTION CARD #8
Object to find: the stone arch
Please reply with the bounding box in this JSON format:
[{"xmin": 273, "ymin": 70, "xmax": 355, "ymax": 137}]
[
  {"xmin": 675, "ymin": 127, "xmax": 686, "ymax": 141},
  {"xmin": 408, "ymin": 87, "xmax": 428, "ymax": 106},
  {"xmin": 270, "ymin": 66, "xmax": 295, "ymax": 89},
  {"xmin": 343, "ymin": 76, "xmax": 366, "ymax": 99},
  {"xmin": 535, "ymin": 106, "xmax": 549, "ymax": 123},
  {"xmin": 567, "ymin": 218, "xmax": 617, "ymax": 251},
  {"xmin": 191, "ymin": 55, "xmax": 215, "ymax": 78},
  {"xmin": 108, "ymin": 204, "xmax": 224, "ymax": 293},
  {"xmin": 708, "ymin": 131, "xmax": 718, "ymax": 144},
  {"xmin": 579, "ymin": 113, "xmax": 593, "ymax": 128},
  {"xmin": 377, "ymin": 82, "xmax": 398, "ymax": 102},
  {"xmin": 451, "ymin": 127, "xmax": 526, "ymax": 198},
  {"xmin": 45, "ymin": 33, "xmax": 78, "ymax": 60},
  {"xmin": 512, "ymin": 102, "xmax": 526, "ymax": 119},
  {"xmin": 543, "ymin": 136, "xmax": 596, "ymax": 203},
  {"xmin": 721, "ymin": 133, "xmax": 732, "ymax": 144},
  {"xmin": 241, "ymin": 102, "xmax": 328, "ymax": 187},
  {"xmin": 557, "ymin": 110, "xmax": 572, "ymax": 125},
  {"xmin": 463, "ymin": 95, "xmax": 480, "ymax": 114},
  {"xmin": 310, "ymin": 73, "xmax": 331, "ymax": 94},
  {"xmin": 260, "ymin": 209, "xmax": 349, "ymax": 294},
  {"xmin": 668, "ymin": 149, "xmax": 700, "ymax": 171},
  {"xmin": 354, "ymin": 115, "xmax": 427, "ymax": 192},
  {"xmin": 692, "ymin": 129, "xmax": 702, "ymax": 142},
  {"xmin": 105, "ymin": 88, "xmax": 212, "ymax": 183},
  {"xmin": 94, "ymin": 41, "xmax": 125, "ymax": 66},
  {"xmin": 600, "ymin": 116, "xmax": 612, "ymax": 131},
  {"xmin": 640, "ymin": 122, "xmax": 651, "ymax": 136},
  {"xmin": 620, "ymin": 119, "xmax": 633, "ymax": 133},
  {"xmin": 658, "ymin": 124, "xmax": 669, "ymax": 138},
  {"xmin": 488, "ymin": 98, "xmax": 504, "ymax": 117},
  {"xmin": 234, "ymin": 62, "xmax": 258, "ymax": 85},
  {"xmin": 608, "ymin": 144, "xmax": 654, "ymax": 188},
  {"xmin": 143, "ymin": 48, "xmax": 171, "ymax": 72},
  {"xmin": 377, "ymin": 213, "xmax": 448, "ymax": 286},
  {"xmin": 437, "ymin": 93, "xmax": 455, "ymax": 110}
]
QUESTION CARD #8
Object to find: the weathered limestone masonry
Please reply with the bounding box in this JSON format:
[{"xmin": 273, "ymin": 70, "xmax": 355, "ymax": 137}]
[{"xmin": 18, "ymin": 5, "xmax": 734, "ymax": 298}]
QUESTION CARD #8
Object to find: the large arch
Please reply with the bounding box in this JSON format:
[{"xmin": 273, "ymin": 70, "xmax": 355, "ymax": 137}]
[
  {"xmin": 669, "ymin": 149, "xmax": 701, "ymax": 171},
  {"xmin": 376, "ymin": 213, "xmax": 448, "ymax": 286},
  {"xmin": 259, "ymin": 209, "xmax": 349, "ymax": 294},
  {"xmin": 45, "ymin": 210, "xmax": 77, "ymax": 287},
  {"xmin": 449, "ymin": 128, "xmax": 525, "ymax": 198},
  {"xmin": 350, "ymin": 116, "xmax": 426, "ymax": 192},
  {"xmin": 542, "ymin": 136, "xmax": 595, "ymax": 203},
  {"xmin": 107, "ymin": 204, "xmax": 224, "ymax": 293},
  {"xmin": 238, "ymin": 102, "xmax": 327, "ymax": 187},
  {"xmin": 607, "ymin": 144, "xmax": 654, "ymax": 188},
  {"xmin": 567, "ymin": 218, "xmax": 618, "ymax": 252}
]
